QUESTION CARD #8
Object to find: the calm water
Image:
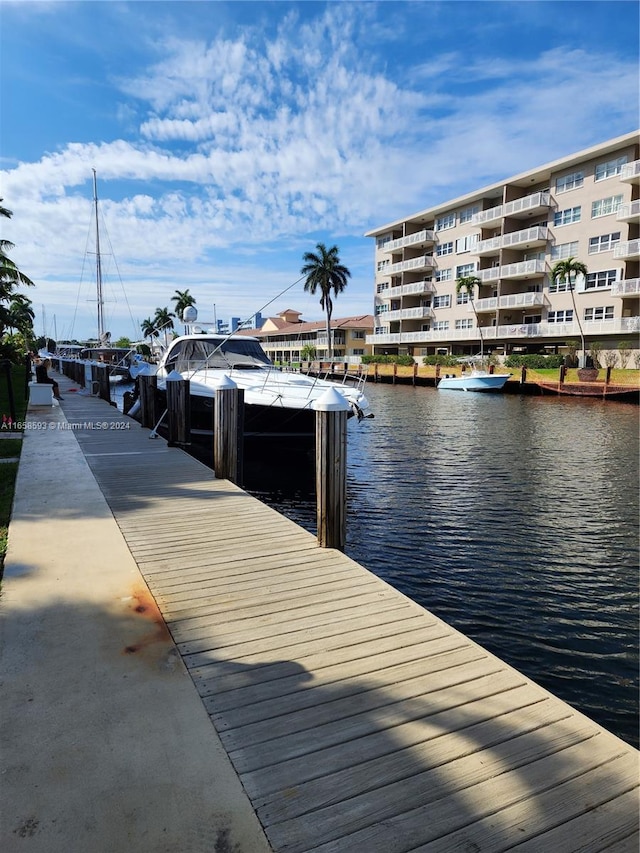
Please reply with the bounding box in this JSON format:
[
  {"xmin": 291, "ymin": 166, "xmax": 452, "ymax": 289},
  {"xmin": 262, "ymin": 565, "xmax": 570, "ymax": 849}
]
[{"xmin": 244, "ymin": 383, "xmax": 640, "ymax": 749}]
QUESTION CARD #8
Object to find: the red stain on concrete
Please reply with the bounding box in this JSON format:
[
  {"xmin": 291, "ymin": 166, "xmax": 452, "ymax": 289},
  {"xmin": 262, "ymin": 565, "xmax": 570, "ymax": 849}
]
[{"xmin": 122, "ymin": 586, "xmax": 172, "ymax": 655}]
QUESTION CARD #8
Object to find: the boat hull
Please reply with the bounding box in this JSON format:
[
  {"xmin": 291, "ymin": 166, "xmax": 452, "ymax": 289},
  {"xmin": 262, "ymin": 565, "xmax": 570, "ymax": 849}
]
[{"xmin": 437, "ymin": 372, "xmax": 511, "ymax": 392}]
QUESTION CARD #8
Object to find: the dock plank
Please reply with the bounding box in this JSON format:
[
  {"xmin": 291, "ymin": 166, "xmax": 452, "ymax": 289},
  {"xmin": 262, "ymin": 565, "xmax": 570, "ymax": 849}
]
[{"xmin": 58, "ymin": 382, "xmax": 639, "ymax": 853}]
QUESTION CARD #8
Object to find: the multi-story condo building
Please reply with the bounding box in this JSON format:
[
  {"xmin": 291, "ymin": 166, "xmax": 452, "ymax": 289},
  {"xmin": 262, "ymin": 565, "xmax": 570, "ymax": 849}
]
[
  {"xmin": 245, "ymin": 309, "xmax": 374, "ymax": 363},
  {"xmin": 366, "ymin": 131, "xmax": 639, "ymax": 362}
]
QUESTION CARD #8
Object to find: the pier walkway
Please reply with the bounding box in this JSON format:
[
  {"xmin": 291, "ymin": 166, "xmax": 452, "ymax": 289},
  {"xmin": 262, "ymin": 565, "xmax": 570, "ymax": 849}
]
[{"xmin": 1, "ymin": 373, "xmax": 638, "ymax": 852}]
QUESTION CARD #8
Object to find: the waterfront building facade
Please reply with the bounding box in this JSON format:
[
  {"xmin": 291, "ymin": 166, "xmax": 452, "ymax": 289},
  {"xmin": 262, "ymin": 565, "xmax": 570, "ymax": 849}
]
[
  {"xmin": 366, "ymin": 131, "xmax": 639, "ymax": 363},
  {"xmin": 247, "ymin": 308, "xmax": 374, "ymax": 363}
]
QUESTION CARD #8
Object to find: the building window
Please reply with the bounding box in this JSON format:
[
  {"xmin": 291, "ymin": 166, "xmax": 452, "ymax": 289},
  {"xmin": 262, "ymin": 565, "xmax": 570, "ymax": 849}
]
[
  {"xmin": 433, "ymin": 320, "xmax": 449, "ymax": 331},
  {"xmin": 554, "ymin": 206, "xmax": 581, "ymax": 226},
  {"xmin": 377, "ymin": 259, "xmax": 390, "ymax": 271},
  {"xmin": 375, "ymin": 304, "xmax": 389, "ymax": 314},
  {"xmin": 595, "ymin": 156, "xmax": 627, "ymax": 181},
  {"xmin": 456, "ymin": 290, "xmax": 471, "ymax": 305},
  {"xmin": 376, "ymin": 282, "xmax": 389, "ymax": 293},
  {"xmin": 556, "ymin": 171, "xmax": 584, "ymax": 193},
  {"xmin": 435, "ymin": 268, "xmax": 452, "ymax": 281},
  {"xmin": 591, "ymin": 195, "xmax": 623, "ymax": 218},
  {"xmin": 548, "ymin": 310, "xmax": 574, "ymax": 323},
  {"xmin": 455, "ymin": 234, "xmax": 479, "ymax": 254},
  {"xmin": 584, "ymin": 306, "xmax": 614, "ymax": 321},
  {"xmin": 435, "ymin": 213, "xmax": 456, "ymax": 231},
  {"xmin": 588, "ymin": 232, "xmax": 620, "ymax": 253},
  {"xmin": 459, "ymin": 205, "xmax": 479, "ymax": 223},
  {"xmin": 433, "ymin": 295, "xmax": 451, "ymax": 309},
  {"xmin": 376, "ymin": 235, "xmax": 392, "ymax": 249},
  {"xmin": 436, "ymin": 241, "xmax": 454, "ymax": 256},
  {"xmin": 456, "ymin": 262, "xmax": 476, "ymax": 278},
  {"xmin": 585, "ymin": 269, "xmax": 617, "ymax": 290},
  {"xmin": 551, "ymin": 241, "xmax": 579, "ymax": 260},
  {"xmin": 421, "ymin": 324, "xmax": 431, "ymax": 331},
  {"xmin": 352, "ymin": 330, "xmax": 365, "ymax": 339},
  {"xmin": 455, "ymin": 318, "xmax": 474, "ymax": 329},
  {"xmin": 353, "ymin": 348, "xmax": 364, "ymax": 356}
]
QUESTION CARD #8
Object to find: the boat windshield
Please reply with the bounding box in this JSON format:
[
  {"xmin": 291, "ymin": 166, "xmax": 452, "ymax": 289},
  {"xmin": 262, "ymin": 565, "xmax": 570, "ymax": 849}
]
[{"xmin": 167, "ymin": 338, "xmax": 272, "ymax": 373}]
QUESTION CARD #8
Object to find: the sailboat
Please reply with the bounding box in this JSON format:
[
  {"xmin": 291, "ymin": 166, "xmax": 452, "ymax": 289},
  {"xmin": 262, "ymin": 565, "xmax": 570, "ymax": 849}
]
[{"xmin": 78, "ymin": 171, "xmax": 137, "ymax": 379}]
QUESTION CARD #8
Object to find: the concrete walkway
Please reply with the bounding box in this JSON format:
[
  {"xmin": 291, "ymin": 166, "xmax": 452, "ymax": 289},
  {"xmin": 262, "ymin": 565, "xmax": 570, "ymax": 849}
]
[{"xmin": 0, "ymin": 386, "xmax": 272, "ymax": 852}]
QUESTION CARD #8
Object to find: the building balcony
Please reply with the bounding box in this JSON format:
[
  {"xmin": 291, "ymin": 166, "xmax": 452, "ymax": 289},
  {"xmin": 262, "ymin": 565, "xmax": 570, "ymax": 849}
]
[
  {"xmin": 388, "ymin": 255, "xmax": 436, "ymax": 275},
  {"xmin": 478, "ymin": 259, "xmax": 548, "ymax": 283},
  {"xmin": 366, "ymin": 316, "xmax": 640, "ymax": 347},
  {"xmin": 472, "ymin": 192, "xmax": 551, "ymax": 226},
  {"xmin": 473, "ymin": 291, "xmax": 548, "ymax": 314},
  {"xmin": 616, "ymin": 199, "xmax": 640, "ymax": 223},
  {"xmin": 476, "ymin": 226, "xmax": 550, "ymax": 256},
  {"xmin": 613, "ymin": 239, "xmax": 640, "ymax": 260},
  {"xmin": 316, "ymin": 335, "xmax": 346, "ymax": 348},
  {"xmin": 385, "ymin": 306, "xmax": 434, "ymax": 322},
  {"xmin": 619, "ymin": 160, "xmax": 640, "ymax": 184},
  {"xmin": 382, "ymin": 229, "xmax": 436, "ymax": 253},
  {"xmin": 611, "ymin": 278, "xmax": 640, "ymax": 296},
  {"xmin": 386, "ymin": 279, "xmax": 436, "ymax": 298}
]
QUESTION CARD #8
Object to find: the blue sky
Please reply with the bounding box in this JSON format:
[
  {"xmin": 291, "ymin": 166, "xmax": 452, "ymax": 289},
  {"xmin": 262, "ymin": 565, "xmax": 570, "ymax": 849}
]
[{"xmin": 1, "ymin": 0, "xmax": 638, "ymax": 342}]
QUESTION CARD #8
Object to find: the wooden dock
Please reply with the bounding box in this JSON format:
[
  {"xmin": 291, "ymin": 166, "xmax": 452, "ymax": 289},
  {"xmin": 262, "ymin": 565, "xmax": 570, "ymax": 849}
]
[{"xmin": 55, "ymin": 380, "xmax": 638, "ymax": 851}]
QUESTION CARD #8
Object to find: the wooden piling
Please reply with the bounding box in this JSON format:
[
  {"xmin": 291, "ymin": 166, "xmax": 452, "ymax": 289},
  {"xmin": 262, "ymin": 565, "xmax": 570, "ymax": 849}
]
[
  {"xmin": 166, "ymin": 374, "xmax": 190, "ymax": 447},
  {"xmin": 139, "ymin": 374, "xmax": 158, "ymax": 429},
  {"xmin": 315, "ymin": 388, "xmax": 349, "ymax": 551},
  {"xmin": 214, "ymin": 381, "xmax": 244, "ymax": 486}
]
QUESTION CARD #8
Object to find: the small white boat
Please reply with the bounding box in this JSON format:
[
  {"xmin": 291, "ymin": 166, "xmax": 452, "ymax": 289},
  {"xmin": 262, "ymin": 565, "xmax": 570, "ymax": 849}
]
[{"xmin": 437, "ymin": 370, "xmax": 512, "ymax": 392}]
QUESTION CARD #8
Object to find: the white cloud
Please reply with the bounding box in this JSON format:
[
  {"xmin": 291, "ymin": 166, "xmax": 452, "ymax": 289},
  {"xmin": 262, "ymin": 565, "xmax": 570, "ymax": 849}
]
[{"xmin": 1, "ymin": 3, "xmax": 637, "ymax": 339}]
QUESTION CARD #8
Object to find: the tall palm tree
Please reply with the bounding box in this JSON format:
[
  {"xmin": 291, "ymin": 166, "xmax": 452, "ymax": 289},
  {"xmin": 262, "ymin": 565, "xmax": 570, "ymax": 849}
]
[
  {"xmin": 455, "ymin": 274, "xmax": 484, "ymax": 361},
  {"xmin": 550, "ymin": 257, "xmax": 588, "ymax": 367},
  {"xmin": 171, "ymin": 288, "xmax": 196, "ymax": 320},
  {"xmin": 140, "ymin": 317, "xmax": 159, "ymax": 342},
  {"xmin": 301, "ymin": 243, "xmax": 351, "ymax": 360},
  {"xmin": 153, "ymin": 306, "xmax": 175, "ymax": 348}
]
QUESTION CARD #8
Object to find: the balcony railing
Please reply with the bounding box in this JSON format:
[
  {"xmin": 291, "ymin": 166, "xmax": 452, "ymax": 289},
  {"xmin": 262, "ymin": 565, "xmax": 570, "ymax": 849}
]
[
  {"xmin": 385, "ymin": 306, "xmax": 434, "ymax": 322},
  {"xmin": 611, "ymin": 278, "xmax": 640, "ymax": 296},
  {"xmin": 388, "ymin": 255, "xmax": 436, "ymax": 274},
  {"xmin": 616, "ymin": 200, "xmax": 640, "ymax": 222},
  {"xmin": 366, "ymin": 315, "xmax": 640, "ymax": 346},
  {"xmin": 613, "ymin": 239, "xmax": 640, "ymax": 260},
  {"xmin": 473, "ymin": 291, "xmax": 548, "ymax": 313},
  {"xmin": 472, "ymin": 192, "xmax": 551, "ymax": 225},
  {"xmin": 382, "ymin": 229, "xmax": 436, "ymax": 253},
  {"xmin": 619, "ymin": 160, "xmax": 640, "ymax": 183},
  {"xmin": 386, "ymin": 279, "xmax": 436, "ymax": 298},
  {"xmin": 478, "ymin": 259, "xmax": 548, "ymax": 283},
  {"xmin": 477, "ymin": 226, "xmax": 549, "ymax": 255}
]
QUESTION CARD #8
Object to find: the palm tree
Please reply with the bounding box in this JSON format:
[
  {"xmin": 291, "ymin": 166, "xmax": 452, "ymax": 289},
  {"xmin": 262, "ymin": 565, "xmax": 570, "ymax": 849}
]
[
  {"xmin": 5, "ymin": 294, "xmax": 35, "ymax": 336},
  {"xmin": 455, "ymin": 274, "xmax": 484, "ymax": 362},
  {"xmin": 171, "ymin": 288, "xmax": 196, "ymax": 320},
  {"xmin": 550, "ymin": 257, "xmax": 588, "ymax": 367},
  {"xmin": 153, "ymin": 307, "xmax": 175, "ymax": 348},
  {"xmin": 301, "ymin": 243, "xmax": 351, "ymax": 360},
  {"xmin": 140, "ymin": 317, "xmax": 158, "ymax": 342}
]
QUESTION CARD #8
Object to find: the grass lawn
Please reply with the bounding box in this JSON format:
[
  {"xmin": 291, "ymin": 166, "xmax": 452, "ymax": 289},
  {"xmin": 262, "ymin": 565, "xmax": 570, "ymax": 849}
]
[
  {"xmin": 0, "ymin": 362, "xmax": 28, "ymax": 577},
  {"xmin": 530, "ymin": 367, "xmax": 640, "ymax": 386}
]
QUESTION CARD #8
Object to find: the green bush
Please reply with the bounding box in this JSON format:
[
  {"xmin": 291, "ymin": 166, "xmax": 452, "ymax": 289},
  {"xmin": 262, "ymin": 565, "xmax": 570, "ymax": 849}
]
[
  {"xmin": 504, "ymin": 354, "xmax": 564, "ymax": 369},
  {"xmin": 421, "ymin": 355, "xmax": 460, "ymax": 367},
  {"xmin": 361, "ymin": 355, "xmax": 415, "ymax": 366}
]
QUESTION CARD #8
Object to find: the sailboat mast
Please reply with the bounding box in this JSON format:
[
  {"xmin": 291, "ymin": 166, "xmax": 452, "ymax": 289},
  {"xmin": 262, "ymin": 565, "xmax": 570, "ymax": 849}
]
[{"xmin": 92, "ymin": 168, "xmax": 105, "ymax": 341}]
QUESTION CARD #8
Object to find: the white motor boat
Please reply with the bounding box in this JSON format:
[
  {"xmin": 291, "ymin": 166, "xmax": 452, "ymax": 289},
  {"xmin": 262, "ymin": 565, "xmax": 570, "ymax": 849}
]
[
  {"xmin": 437, "ymin": 369, "xmax": 512, "ymax": 392},
  {"xmin": 138, "ymin": 331, "xmax": 372, "ymax": 440}
]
